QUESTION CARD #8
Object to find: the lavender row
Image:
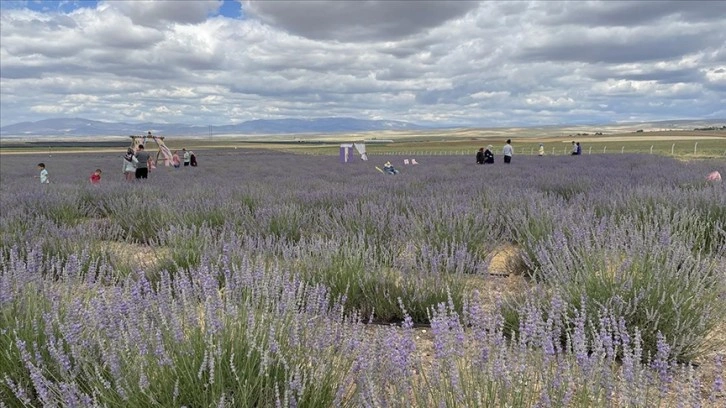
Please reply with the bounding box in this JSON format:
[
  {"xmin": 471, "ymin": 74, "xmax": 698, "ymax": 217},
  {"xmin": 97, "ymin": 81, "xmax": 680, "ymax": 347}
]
[{"xmin": 1, "ymin": 250, "xmax": 722, "ymax": 406}]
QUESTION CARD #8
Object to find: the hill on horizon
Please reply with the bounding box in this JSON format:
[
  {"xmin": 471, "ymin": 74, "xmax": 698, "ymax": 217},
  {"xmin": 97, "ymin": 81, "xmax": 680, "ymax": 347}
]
[
  {"xmin": 1, "ymin": 117, "xmax": 724, "ymax": 139},
  {"xmin": 0, "ymin": 117, "xmax": 430, "ymax": 138}
]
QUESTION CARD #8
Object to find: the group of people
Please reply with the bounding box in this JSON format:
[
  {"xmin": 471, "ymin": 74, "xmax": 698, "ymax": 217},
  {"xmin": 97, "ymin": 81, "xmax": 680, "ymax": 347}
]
[
  {"xmin": 36, "ymin": 162, "xmax": 102, "ymax": 184},
  {"xmin": 571, "ymin": 141, "xmax": 582, "ymax": 155},
  {"xmin": 170, "ymin": 148, "xmax": 197, "ymax": 168},
  {"xmin": 476, "ymin": 139, "xmax": 588, "ymax": 164},
  {"xmin": 477, "ymin": 139, "xmax": 513, "ymax": 164},
  {"xmin": 122, "ymin": 146, "xmax": 197, "ymax": 181},
  {"xmin": 123, "ymin": 144, "xmax": 152, "ymax": 180},
  {"xmin": 35, "ymin": 145, "xmax": 199, "ymax": 185}
]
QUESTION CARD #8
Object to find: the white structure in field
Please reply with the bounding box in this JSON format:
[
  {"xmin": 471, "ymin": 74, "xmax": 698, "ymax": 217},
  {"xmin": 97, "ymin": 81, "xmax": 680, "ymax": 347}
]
[
  {"xmin": 340, "ymin": 143, "xmax": 368, "ymax": 163},
  {"xmin": 130, "ymin": 131, "xmax": 175, "ymax": 166}
]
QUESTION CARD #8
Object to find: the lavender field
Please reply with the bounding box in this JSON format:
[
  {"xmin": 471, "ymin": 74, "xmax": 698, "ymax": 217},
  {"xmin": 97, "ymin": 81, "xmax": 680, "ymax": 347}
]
[{"xmin": 1, "ymin": 150, "xmax": 725, "ymax": 407}]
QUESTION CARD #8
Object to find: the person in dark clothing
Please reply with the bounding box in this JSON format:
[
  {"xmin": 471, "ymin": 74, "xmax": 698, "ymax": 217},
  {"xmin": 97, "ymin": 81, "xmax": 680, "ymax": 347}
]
[
  {"xmin": 476, "ymin": 148, "xmax": 485, "ymax": 164},
  {"xmin": 383, "ymin": 161, "xmax": 399, "ymax": 175},
  {"xmin": 484, "ymin": 145, "xmax": 495, "ymax": 164},
  {"xmin": 134, "ymin": 145, "xmax": 151, "ymax": 179}
]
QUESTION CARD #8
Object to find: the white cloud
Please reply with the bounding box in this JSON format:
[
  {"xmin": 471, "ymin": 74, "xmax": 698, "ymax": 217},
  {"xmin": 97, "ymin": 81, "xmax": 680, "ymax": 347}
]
[
  {"xmin": 101, "ymin": 0, "xmax": 223, "ymax": 26},
  {"xmin": 1, "ymin": 0, "xmax": 724, "ymax": 128}
]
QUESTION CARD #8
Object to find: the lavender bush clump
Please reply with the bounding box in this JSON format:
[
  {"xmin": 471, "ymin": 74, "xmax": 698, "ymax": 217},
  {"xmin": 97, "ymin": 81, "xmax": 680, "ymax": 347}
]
[
  {"xmin": 1, "ymin": 150, "xmax": 724, "ymax": 406},
  {"xmin": 504, "ymin": 210, "xmax": 724, "ymax": 361}
]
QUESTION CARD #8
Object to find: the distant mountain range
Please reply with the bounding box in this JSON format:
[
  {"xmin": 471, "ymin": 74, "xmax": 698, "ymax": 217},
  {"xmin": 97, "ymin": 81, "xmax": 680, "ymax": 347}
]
[
  {"xmin": 2, "ymin": 117, "xmax": 724, "ymax": 139},
  {"xmin": 0, "ymin": 117, "xmax": 429, "ymax": 138}
]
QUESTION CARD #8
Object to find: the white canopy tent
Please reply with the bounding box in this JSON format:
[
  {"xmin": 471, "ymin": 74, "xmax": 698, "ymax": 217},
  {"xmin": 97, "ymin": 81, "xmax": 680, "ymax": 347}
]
[{"xmin": 340, "ymin": 143, "xmax": 368, "ymax": 163}]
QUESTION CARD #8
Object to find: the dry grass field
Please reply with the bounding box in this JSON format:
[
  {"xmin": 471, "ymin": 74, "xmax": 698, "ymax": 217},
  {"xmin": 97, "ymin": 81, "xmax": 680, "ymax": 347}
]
[{"xmin": 2, "ymin": 125, "xmax": 725, "ymax": 158}]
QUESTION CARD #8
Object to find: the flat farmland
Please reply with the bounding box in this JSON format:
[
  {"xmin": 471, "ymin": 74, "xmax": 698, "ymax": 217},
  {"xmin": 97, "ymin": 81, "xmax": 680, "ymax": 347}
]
[{"xmin": 2, "ymin": 129, "xmax": 724, "ymax": 158}]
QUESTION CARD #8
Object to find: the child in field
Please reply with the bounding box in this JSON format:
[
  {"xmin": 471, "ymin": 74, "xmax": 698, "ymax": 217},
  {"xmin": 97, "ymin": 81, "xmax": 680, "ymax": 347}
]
[
  {"xmin": 538, "ymin": 143, "xmax": 545, "ymax": 156},
  {"xmin": 36, "ymin": 163, "xmax": 50, "ymax": 184},
  {"xmin": 90, "ymin": 169, "xmax": 102, "ymax": 184}
]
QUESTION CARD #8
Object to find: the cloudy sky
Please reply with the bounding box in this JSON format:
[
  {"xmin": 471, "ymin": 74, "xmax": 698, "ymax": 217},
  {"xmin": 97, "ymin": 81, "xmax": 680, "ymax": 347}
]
[{"xmin": 1, "ymin": 0, "xmax": 725, "ymax": 128}]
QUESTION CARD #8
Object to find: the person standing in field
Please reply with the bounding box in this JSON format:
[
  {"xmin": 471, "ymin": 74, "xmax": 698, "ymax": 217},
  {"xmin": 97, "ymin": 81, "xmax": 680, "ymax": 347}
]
[
  {"xmin": 183, "ymin": 148, "xmax": 190, "ymax": 167},
  {"xmin": 503, "ymin": 139, "xmax": 513, "ymax": 163},
  {"xmin": 476, "ymin": 148, "xmax": 485, "ymax": 164},
  {"xmin": 576, "ymin": 142, "xmax": 582, "ymax": 155},
  {"xmin": 123, "ymin": 148, "xmax": 138, "ymax": 181},
  {"xmin": 571, "ymin": 141, "xmax": 578, "ymax": 155},
  {"xmin": 36, "ymin": 163, "xmax": 50, "ymax": 184},
  {"xmin": 89, "ymin": 169, "xmax": 102, "ymax": 184},
  {"xmin": 538, "ymin": 143, "xmax": 545, "ymax": 156},
  {"xmin": 134, "ymin": 145, "xmax": 151, "ymax": 179}
]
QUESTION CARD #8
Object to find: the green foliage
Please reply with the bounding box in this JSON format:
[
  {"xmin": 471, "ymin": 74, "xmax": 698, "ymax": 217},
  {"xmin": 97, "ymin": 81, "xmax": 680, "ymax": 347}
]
[{"xmin": 503, "ymin": 226, "xmax": 725, "ymax": 362}]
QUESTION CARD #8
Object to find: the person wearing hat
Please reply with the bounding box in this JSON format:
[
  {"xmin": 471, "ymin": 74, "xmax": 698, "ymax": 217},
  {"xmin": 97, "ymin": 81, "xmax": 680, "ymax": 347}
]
[
  {"xmin": 484, "ymin": 145, "xmax": 495, "ymax": 164},
  {"xmin": 383, "ymin": 161, "xmax": 399, "ymax": 175}
]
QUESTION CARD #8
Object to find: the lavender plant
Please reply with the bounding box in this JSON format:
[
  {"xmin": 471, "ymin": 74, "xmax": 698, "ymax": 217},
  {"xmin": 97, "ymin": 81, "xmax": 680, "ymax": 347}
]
[{"xmin": 1, "ymin": 150, "xmax": 724, "ymax": 406}]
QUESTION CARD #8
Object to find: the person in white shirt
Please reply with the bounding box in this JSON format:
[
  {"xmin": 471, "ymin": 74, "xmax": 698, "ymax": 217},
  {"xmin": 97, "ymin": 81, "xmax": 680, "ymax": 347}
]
[
  {"xmin": 36, "ymin": 163, "xmax": 50, "ymax": 184},
  {"xmin": 122, "ymin": 148, "xmax": 138, "ymax": 181},
  {"xmin": 183, "ymin": 148, "xmax": 191, "ymax": 166},
  {"xmin": 503, "ymin": 139, "xmax": 513, "ymax": 163}
]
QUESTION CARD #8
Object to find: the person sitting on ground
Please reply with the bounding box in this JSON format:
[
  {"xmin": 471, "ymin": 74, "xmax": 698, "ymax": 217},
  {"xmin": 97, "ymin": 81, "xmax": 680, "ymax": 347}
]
[
  {"xmin": 571, "ymin": 141, "xmax": 578, "ymax": 155},
  {"xmin": 476, "ymin": 148, "xmax": 485, "ymax": 164},
  {"xmin": 383, "ymin": 161, "xmax": 399, "ymax": 175},
  {"xmin": 172, "ymin": 150, "xmax": 181, "ymax": 168},
  {"xmin": 89, "ymin": 169, "xmax": 102, "ymax": 184},
  {"xmin": 484, "ymin": 145, "xmax": 495, "ymax": 164},
  {"xmin": 538, "ymin": 143, "xmax": 545, "ymax": 156}
]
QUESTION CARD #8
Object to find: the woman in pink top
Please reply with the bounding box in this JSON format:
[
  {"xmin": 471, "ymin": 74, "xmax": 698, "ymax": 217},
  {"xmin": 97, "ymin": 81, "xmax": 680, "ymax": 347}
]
[{"xmin": 172, "ymin": 151, "xmax": 181, "ymax": 168}]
